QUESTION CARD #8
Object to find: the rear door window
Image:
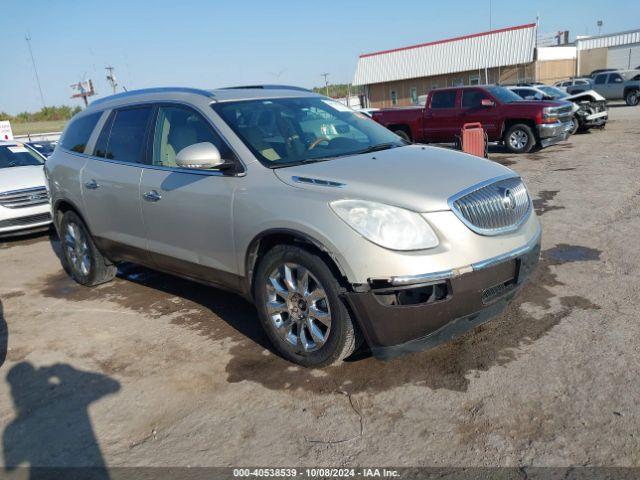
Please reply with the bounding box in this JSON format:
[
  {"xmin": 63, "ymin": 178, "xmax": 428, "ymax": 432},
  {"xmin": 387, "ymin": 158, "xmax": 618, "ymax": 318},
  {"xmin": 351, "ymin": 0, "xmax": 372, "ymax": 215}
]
[
  {"xmin": 93, "ymin": 107, "xmax": 153, "ymax": 163},
  {"xmin": 60, "ymin": 113, "xmax": 102, "ymax": 153},
  {"xmin": 430, "ymin": 91, "xmax": 457, "ymax": 109},
  {"xmin": 594, "ymin": 74, "xmax": 607, "ymax": 85}
]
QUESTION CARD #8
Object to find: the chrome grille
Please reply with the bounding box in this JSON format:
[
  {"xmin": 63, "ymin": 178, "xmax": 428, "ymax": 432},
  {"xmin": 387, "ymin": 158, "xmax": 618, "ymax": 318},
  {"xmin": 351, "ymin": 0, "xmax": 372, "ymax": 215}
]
[
  {"xmin": 449, "ymin": 177, "xmax": 531, "ymax": 235},
  {"xmin": 0, "ymin": 187, "xmax": 50, "ymax": 209}
]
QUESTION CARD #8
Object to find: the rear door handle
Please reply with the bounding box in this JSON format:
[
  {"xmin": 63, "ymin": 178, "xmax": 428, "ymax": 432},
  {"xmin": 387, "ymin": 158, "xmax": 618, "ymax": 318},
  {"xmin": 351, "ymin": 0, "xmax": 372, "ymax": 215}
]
[
  {"xmin": 143, "ymin": 190, "xmax": 162, "ymax": 202},
  {"xmin": 84, "ymin": 179, "xmax": 100, "ymax": 190}
]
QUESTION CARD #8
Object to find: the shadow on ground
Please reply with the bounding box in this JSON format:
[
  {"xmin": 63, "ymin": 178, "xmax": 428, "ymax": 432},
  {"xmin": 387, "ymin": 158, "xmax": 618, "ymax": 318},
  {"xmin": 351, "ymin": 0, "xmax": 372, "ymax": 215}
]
[
  {"xmin": 34, "ymin": 237, "xmax": 602, "ymax": 395},
  {"xmin": 3, "ymin": 360, "xmax": 119, "ymax": 478}
]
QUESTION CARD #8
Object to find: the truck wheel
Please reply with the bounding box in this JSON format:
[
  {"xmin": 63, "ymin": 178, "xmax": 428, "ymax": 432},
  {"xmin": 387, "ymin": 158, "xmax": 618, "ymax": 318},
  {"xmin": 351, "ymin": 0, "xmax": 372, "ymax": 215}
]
[
  {"xmin": 254, "ymin": 245, "xmax": 361, "ymax": 368},
  {"xmin": 625, "ymin": 90, "xmax": 639, "ymax": 106},
  {"xmin": 59, "ymin": 210, "xmax": 117, "ymax": 286},
  {"xmin": 393, "ymin": 129, "xmax": 411, "ymax": 142},
  {"xmin": 504, "ymin": 124, "xmax": 535, "ymax": 154}
]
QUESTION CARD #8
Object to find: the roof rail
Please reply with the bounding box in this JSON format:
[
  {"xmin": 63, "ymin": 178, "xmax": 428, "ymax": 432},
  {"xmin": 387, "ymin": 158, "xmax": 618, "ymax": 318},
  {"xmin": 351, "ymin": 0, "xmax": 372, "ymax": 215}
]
[
  {"xmin": 90, "ymin": 87, "xmax": 215, "ymax": 107},
  {"xmin": 219, "ymin": 84, "xmax": 312, "ymax": 92}
]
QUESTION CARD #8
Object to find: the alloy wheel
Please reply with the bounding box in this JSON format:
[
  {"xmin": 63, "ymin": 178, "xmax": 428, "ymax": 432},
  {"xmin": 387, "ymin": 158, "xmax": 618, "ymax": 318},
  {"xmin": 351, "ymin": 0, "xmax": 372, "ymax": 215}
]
[
  {"xmin": 509, "ymin": 130, "xmax": 529, "ymax": 151},
  {"xmin": 65, "ymin": 222, "xmax": 91, "ymax": 276},
  {"xmin": 265, "ymin": 263, "xmax": 331, "ymax": 353}
]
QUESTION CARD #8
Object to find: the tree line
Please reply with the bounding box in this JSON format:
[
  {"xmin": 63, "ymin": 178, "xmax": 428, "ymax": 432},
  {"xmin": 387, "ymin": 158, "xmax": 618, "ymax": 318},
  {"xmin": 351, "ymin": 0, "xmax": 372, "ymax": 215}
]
[
  {"xmin": 0, "ymin": 105, "xmax": 82, "ymax": 124},
  {"xmin": 312, "ymin": 83, "xmax": 361, "ymax": 98}
]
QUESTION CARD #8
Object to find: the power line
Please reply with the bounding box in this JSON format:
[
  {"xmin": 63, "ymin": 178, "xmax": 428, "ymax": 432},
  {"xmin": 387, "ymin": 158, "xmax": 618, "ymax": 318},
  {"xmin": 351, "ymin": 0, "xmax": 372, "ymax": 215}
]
[{"xmin": 25, "ymin": 33, "xmax": 46, "ymax": 108}]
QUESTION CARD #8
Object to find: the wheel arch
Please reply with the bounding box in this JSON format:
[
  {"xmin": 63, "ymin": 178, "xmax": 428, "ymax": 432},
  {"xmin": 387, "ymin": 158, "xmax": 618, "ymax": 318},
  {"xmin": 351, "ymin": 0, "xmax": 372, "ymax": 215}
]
[
  {"xmin": 52, "ymin": 198, "xmax": 87, "ymax": 231},
  {"xmin": 502, "ymin": 118, "xmax": 537, "ymax": 138},
  {"xmin": 244, "ymin": 229, "xmax": 353, "ymax": 301}
]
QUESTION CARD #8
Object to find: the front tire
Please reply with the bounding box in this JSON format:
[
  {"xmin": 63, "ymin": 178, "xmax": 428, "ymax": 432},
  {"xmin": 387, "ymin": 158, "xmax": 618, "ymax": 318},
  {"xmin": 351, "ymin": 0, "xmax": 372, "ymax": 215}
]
[
  {"xmin": 625, "ymin": 89, "xmax": 639, "ymax": 106},
  {"xmin": 59, "ymin": 210, "xmax": 117, "ymax": 286},
  {"xmin": 568, "ymin": 116, "xmax": 580, "ymax": 135},
  {"xmin": 254, "ymin": 245, "xmax": 361, "ymax": 367},
  {"xmin": 504, "ymin": 124, "xmax": 535, "ymax": 154}
]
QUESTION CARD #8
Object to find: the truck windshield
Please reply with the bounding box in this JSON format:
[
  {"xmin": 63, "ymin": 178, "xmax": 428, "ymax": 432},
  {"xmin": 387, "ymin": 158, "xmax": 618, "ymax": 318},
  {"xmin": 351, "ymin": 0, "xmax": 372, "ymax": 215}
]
[
  {"xmin": 212, "ymin": 97, "xmax": 406, "ymax": 167},
  {"xmin": 0, "ymin": 145, "xmax": 44, "ymax": 169},
  {"xmin": 485, "ymin": 86, "xmax": 524, "ymax": 104}
]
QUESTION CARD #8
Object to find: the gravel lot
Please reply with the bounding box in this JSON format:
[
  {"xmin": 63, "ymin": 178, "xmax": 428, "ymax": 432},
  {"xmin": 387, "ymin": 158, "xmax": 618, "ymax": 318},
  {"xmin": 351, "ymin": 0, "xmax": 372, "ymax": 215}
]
[{"xmin": 1, "ymin": 104, "xmax": 639, "ymax": 469}]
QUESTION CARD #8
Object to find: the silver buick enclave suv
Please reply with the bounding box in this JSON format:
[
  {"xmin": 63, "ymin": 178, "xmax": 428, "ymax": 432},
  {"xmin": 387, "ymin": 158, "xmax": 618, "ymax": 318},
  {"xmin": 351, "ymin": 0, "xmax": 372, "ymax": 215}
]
[{"xmin": 46, "ymin": 86, "xmax": 541, "ymax": 367}]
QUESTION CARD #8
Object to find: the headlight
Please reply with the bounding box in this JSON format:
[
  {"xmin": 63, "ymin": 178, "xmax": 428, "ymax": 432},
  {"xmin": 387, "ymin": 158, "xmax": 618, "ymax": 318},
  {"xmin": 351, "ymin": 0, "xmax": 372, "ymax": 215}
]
[{"xmin": 330, "ymin": 199, "xmax": 439, "ymax": 251}]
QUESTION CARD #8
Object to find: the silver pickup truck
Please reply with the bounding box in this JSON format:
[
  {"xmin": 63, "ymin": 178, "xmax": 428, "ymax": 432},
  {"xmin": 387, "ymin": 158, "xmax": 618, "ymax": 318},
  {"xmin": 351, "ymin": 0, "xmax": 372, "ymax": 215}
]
[{"xmin": 590, "ymin": 70, "xmax": 640, "ymax": 106}]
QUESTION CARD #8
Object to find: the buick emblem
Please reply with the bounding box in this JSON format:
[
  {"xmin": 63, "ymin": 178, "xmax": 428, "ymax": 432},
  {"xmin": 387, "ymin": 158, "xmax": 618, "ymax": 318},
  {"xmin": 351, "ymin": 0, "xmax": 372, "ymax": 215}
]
[{"xmin": 501, "ymin": 188, "xmax": 517, "ymax": 210}]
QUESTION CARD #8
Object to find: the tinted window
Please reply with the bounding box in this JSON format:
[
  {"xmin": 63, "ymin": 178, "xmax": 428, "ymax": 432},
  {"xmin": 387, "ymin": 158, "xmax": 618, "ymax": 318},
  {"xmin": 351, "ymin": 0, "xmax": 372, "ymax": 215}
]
[
  {"xmin": 594, "ymin": 74, "xmax": 607, "ymax": 85},
  {"xmin": 60, "ymin": 113, "xmax": 101, "ymax": 153},
  {"xmin": 94, "ymin": 107, "xmax": 152, "ymax": 162},
  {"xmin": 152, "ymin": 105, "xmax": 234, "ymax": 168},
  {"xmin": 93, "ymin": 112, "xmax": 115, "ymax": 158},
  {"xmin": 0, "ymin": 145, "xmax": 44, "ymax": 169},
  {"xmin": 462, "ymin": 90, "xmax": 489, "ymax": 108},
  {"xmin": 484, "ymin": 86, "xmax": 523, "ymax": 104},
  {"xmin": 608, "ymin": 73, "xmax": 624, "ymax": 83},
  {"xmin": 576, "ymin": 80, "xmax": 590, "ymax": 85},
  {"xmin": 430, "ymin": 91, "xmax": 457, "ymax": 108}
]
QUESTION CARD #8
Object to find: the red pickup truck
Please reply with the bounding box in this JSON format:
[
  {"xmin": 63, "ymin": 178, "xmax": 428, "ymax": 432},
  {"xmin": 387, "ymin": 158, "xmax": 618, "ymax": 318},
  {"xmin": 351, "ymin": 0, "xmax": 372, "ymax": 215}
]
[{"xmin": 371, "ymin": 85, "xmax": 573, "ymax": 153}]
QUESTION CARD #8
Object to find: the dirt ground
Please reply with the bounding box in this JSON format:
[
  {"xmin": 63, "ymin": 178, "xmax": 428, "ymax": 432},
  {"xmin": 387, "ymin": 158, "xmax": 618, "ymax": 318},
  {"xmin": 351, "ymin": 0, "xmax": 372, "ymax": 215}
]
[{"xmin": 1, "ymin": 104, "xmax": 639, "ymax": 469}]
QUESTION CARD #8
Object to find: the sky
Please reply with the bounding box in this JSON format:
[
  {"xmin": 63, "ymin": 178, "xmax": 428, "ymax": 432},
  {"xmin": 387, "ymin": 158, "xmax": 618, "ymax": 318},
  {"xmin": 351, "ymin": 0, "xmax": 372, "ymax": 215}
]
[{"xmin": 1, "ymin": 0, "xmax": 639, "ymax": 114}]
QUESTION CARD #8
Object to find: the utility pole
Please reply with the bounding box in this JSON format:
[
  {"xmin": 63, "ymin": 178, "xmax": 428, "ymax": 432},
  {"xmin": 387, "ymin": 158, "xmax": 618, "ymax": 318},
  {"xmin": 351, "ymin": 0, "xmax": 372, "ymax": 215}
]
[
  {"xmin": 105, "ymin": 66, "xmax": 118, "ymax": 94},
  {"xmin": 321, "ymin": 73, "xmax": 330, "ymax": 97},
  {"xmin": 25, "ymin": 34, "xmax": 46, "ymax": 108}
]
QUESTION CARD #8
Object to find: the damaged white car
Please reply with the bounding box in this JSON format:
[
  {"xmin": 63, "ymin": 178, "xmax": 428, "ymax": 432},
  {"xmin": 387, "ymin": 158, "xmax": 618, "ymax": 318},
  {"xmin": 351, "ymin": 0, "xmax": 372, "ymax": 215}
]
[{"xmin": 507, "ymin": 85, "xmax": 608, "ymax": 134}]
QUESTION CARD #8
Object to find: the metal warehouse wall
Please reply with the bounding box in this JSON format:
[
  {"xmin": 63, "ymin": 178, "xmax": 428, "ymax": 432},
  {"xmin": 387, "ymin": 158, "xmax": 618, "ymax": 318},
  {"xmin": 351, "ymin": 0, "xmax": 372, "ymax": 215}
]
[
  {"xmin": 366, "ymin": 64, "xmax": 535, "ymax": 108},
  {"xmin": 607, "ymin": 44, "xmax": 640, "ymax": 70}
]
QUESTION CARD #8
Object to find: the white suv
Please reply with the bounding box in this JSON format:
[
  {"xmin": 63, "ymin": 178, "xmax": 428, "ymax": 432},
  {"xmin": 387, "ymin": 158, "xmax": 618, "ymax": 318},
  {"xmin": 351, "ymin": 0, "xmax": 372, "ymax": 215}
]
[{"xmin": 46, "ymin": 86, "xmax": 541, "ymax": 367}]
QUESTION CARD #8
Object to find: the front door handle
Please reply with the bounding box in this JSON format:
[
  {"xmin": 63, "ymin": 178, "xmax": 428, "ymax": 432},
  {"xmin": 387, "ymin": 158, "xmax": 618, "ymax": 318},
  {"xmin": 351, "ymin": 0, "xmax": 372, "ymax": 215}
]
[
  {"xmin": 143, "ymin": 190, "xmax": 162, "ymax": 202},
  {"xmin": 84, "ymin": 179, "xmax": 100, "ymax": 190}
]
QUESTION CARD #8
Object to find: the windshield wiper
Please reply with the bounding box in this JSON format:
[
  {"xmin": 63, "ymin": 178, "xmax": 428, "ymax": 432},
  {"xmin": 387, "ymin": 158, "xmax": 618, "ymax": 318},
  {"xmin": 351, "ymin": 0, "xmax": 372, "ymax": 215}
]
[{"xmin": 354, "ymin": 142, "xmax": 402, "ymax": 155}]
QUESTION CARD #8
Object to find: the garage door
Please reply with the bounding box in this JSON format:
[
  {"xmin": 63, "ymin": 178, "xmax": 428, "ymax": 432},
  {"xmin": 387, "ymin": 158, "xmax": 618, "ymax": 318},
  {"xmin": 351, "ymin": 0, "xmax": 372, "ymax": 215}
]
[{"xmin": 608, "ymin": 43, "xmax": 640, "ymax": 69}]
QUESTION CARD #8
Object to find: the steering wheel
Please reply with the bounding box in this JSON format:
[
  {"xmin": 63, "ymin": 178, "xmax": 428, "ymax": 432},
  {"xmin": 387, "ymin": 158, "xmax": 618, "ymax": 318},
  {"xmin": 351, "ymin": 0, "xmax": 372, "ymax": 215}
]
[{"xmin": 307, "ymin": 136, "xmax": 331, "ymax": 150}]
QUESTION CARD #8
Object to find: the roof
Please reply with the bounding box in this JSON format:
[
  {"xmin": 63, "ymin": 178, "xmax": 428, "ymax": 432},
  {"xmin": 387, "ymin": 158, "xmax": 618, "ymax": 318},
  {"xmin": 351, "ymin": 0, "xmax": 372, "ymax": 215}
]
[
  {"xmin": 353, "ymin": 23, "xmax": 537, "ymax": 86},
  {"xmin": 88, "ymin": 85, "xmax": 320, "ymax": 111},
  {"xmin": 576, "ymin": 28, "xmax": 640, "ymax": 51}
]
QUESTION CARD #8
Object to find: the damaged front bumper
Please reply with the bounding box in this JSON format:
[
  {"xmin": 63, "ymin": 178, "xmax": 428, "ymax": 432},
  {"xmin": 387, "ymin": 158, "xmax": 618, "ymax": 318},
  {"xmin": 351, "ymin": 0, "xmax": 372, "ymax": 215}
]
[{"xmin": 343, "ymin": 229, "xmax": 541, "ymax": 360}]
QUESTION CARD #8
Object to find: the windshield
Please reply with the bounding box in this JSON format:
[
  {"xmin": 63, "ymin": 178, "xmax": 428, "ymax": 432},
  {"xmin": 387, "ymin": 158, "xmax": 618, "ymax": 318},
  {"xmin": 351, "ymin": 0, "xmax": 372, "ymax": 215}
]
[
  {"xmin": 212, "ymin": 97, "xmax": 407, "ymax": 167},
  {"xmin": 537, "ymin": 86, "xmax": 568, "ymax": 100},
  {"xmin": 27, "ymin": 142, "xmax": 56, "ymax": 157},
  {"xmin": 0, "ymin": 145, "xmax": 44, "ymax": 169},
  {"xmin": 485, "ymin": 86, "xmax": 524, "ymax": 104}
]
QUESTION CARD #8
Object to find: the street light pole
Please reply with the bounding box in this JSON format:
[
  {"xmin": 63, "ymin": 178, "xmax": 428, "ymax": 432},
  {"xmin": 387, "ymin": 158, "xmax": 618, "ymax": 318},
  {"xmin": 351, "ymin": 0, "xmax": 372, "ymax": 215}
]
[{"xmin": 321, "ymin": 73, "xmax": 330, "ymax": 97}]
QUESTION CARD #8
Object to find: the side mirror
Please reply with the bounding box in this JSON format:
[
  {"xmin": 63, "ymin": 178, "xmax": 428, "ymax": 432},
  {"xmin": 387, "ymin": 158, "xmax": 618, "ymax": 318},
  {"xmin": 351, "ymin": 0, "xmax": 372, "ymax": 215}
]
[
  {"xmin": 481, "ymin": 98, "xmax": 495, "ymax": 107},
  {"xmin": 175, "ymin": 142, "xmax": 227, "ymax": 170}
]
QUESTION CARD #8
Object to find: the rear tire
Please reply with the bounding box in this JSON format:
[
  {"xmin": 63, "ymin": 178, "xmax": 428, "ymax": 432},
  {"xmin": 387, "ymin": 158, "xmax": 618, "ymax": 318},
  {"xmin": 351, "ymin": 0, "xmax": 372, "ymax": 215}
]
[
  {"xmin": 504, "ymin": 124, "xmax": 535, "ymax": 154},
  {"xmin": 59, "ymin": 210, "xmax": 117, "ymax": 286},
  {"xmin": 254, "ymin": 245, "xmax": 361, "ymax": 368},
  {"xmin": 625, "ymin": 89, "xmax": 639, "ymax": 106},
  {"xmin": 393, "ymin": 129, "xmax": 411, "ymax": 142}
]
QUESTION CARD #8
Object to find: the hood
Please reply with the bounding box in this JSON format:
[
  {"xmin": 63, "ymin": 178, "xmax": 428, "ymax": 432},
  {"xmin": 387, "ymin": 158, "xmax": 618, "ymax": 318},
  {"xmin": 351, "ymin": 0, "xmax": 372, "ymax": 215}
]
[
  {"xmin": 273, "ymin": 145, "xmax": 514, "ymax": 212},
  {"xmin": 565, "ymin": 89, "xmax": 606, "ymax": 102},
  {"xmin": 0, "ymin": 165, "xmax": 47, "ymax": 194}
]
